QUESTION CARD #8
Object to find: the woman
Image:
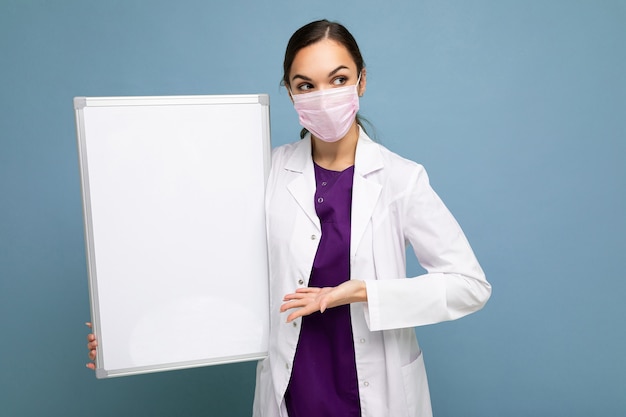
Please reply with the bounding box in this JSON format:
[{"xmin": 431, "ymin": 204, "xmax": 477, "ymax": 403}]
[
  {"xmin": 253, "ymin": 19, "xmax": 490, "ymax": 417},
  {"xmin": 88, "ymin": 19, "xmax": 491, "ymax": 417}
]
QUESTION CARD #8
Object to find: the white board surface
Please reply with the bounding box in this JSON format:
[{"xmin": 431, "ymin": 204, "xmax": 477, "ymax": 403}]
[{"xmin": 74, "ymin": 95, "xmax": 271, "ymax": 378}]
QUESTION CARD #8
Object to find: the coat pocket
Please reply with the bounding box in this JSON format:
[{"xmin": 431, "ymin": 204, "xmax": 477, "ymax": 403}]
[{"xmin": 401, "ymin": 351, "xmax": 433, "ymax": 417}]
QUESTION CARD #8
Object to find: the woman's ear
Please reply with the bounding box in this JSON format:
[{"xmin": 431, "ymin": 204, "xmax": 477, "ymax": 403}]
[
  {"xmin": 358, "ymin": 68, "xmax": 367, "ymax": 97},
  {"xmin": 286, "ymin": 84, "xmax": 294, "ymax": 103}
]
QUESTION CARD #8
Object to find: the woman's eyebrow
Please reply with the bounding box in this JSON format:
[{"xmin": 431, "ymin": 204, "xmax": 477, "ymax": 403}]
[
  {"xmin": 291, "ymin": 73, "xmax": 312, "ymax": 82},
  {"xmin": 291, "ymin": 66, "xmax": 351, "ymax": 83},
  {"xmin": 328, "ymin": 65, "xmax": 349, "ymax": 77}
]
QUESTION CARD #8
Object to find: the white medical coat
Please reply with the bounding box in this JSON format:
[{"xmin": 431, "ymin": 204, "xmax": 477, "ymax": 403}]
[{"xmin": 253, "ymin": 129, "xmax": 491, "ymax": 417}]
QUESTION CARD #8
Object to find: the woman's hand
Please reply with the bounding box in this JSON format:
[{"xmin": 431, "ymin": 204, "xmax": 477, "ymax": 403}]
[
  {"xmin": 280, "ymin": 279, "xmax": 367, "ymax": 323},
  {"xmin": 85, "ymin": 322, "xmax": 97, "ymax": 370}
]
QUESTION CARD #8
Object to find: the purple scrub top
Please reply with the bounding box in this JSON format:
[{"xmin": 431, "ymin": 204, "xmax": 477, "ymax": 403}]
[{"xmin": 284, "ymin": 162, "xmax": 361, "ymax": 417}]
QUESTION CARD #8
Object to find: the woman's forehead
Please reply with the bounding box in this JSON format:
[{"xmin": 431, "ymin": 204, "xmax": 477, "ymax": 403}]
[{"xmin": 290, "ymin": 39, "xmax": 356, "ymax": 78}]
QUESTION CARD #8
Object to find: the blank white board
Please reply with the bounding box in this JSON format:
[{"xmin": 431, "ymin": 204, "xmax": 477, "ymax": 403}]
[{"xmin": 74, "ymin": 95, "xmax": 271, "ymax": 378}]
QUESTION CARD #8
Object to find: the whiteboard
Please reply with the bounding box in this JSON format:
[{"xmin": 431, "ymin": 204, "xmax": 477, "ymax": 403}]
[{"xmin": 74, "ymin": 95, "xmax": 271, "ymax": 378}]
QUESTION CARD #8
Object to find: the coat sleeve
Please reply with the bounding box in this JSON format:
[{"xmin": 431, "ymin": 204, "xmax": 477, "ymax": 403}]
[{"xmin": 363, "ymin": 165, "xmax": 491, "ymax": 331}]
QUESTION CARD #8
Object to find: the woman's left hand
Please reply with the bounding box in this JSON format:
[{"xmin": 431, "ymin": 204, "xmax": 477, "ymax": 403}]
[{"xmin": 280, "ymin": 279, "xmax": 367, "ymax": 323}]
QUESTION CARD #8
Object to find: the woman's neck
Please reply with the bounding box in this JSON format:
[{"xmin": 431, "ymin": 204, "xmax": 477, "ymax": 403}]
[{"xmin": 311, "ymin": 122, "xmax": 359, "ymax": 171}]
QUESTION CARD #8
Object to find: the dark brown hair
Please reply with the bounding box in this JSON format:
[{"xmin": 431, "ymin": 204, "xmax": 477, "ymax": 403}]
[
  {"xmin": 282, "ymin": 19, "xmax": 365, "ymax": 88},
  {"xmin": 282, "ymin": 20, "xmax": 369, "ymax": 138}
]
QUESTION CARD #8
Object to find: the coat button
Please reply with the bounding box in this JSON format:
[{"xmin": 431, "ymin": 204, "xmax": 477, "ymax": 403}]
[
  {"xmin": 298, "ymin": 279, "xmax": 304, "ymax": 285},
  {"xmin": 310, "ymin": 234, "xmax": 317, "ymax": 240},
  {"xmin": 292, "ymin": 321, "xmax": 297, "ymax": 328},
  {"xmin": 359, "ymin": 338, "xmax": 366, "ymax": 344},
  {"xmin": 363, "ymin": 381, "xmax": 370, "ymax": 387}
]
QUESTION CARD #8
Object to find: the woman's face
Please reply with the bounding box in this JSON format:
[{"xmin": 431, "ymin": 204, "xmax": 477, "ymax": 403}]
[{"xmin": 288, "ymin": 38, "xmax": 366, "ymax": 96}]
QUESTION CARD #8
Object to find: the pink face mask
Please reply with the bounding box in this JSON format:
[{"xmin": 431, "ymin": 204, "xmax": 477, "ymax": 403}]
[{"xmin": 291, "ymin": 77, "xmax": 361, "ymax": 143}]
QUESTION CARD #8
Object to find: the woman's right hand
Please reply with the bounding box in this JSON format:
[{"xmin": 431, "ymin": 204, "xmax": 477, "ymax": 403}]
[{"xmin": 86, "ymin": 322, "xmax": 97, "ymax": 370}]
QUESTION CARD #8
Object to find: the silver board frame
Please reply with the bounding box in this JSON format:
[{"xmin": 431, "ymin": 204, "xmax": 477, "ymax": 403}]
[{"xmin": 74, "ymin": 95, "xmax": 271, "ymax": 378}]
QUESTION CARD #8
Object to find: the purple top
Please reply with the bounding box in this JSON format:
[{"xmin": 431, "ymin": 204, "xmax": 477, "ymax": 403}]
[{"xmin": 285, "ymin": 163, "xmax": 361, "ymax": 417}]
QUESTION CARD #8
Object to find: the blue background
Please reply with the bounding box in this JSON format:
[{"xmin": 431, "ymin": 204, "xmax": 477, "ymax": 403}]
[{"xmin": 1, "ymin": 0, "xmax": 624, "ymax": 416}]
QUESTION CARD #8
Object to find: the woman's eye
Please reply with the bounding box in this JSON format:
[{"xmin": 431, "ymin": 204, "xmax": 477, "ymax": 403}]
[
  {"xmin": 332, "ymin": 76, "xmax": 347, "ymax": 86},
  {"xmin": 297, "ymin": 83, "xmax": 314, "ymax": 91}
]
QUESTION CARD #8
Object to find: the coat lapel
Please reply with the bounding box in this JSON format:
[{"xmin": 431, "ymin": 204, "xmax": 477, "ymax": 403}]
[
  {"xmin": 283, "ymin": 130, "xmax": 384, "ymax": 251},
  {"xmin": 350, "ymin": 130, "xmax": 384, "ymax": 258},
  {"xmin": 285, "ymin": 136, "xmax": 321, "ymax": 232}
]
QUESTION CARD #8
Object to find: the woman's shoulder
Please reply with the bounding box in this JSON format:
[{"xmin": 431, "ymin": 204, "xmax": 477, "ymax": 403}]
[
  {"xmin": 382, "ymin": 144, "xmax": 424, "ymax": 170},
  {"xmin": 368, "ymin": 142, "xmax": 439, "ymax": 205},
  {"xmin": 361, "ymin": 135, "xmax": 427, "ymax": 179},
  {"xmin": 271, "ymin": 140, "xmax": 302, "ymax": 159},
  {"xmin": 269, "ymin": 138, "xmax": 311, "ymax": 174}
]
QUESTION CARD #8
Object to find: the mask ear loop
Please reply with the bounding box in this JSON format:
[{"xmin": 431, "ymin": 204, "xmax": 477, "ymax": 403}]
[{"xmin": 356, "ymin": 70, "xmax": 365, "ymax": 97}]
